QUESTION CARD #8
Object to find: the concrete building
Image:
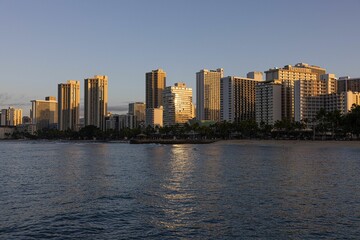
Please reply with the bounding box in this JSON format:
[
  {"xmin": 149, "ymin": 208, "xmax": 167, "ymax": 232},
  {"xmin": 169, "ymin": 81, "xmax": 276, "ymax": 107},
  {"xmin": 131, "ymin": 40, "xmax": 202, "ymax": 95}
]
[
  {"xmin": 58, "ymin": 80, "xmax": 80, "ymax": 131},
  {"xmin": 129, "ymin": 102, "xmax": 146, "ymax": 127},
  {"xmin": 255, "ymin": 82, "xmax": 282, "ymax": 125},
  {"xmin": 145, "ymin": 107, "xmax": 163, "ymax": 128},
  {"xmin": 146, "ymin": 69, "xmax": 166, "ymax": 109},
  {"xmin": 1, "ymin": 107, "xmax": 22, "ymax": 126},
  {"xmin": 264, "ymin": 63, "xmax": 326, "ymax": 121},
  {"xmin": 31, "ymin": 96, "xmax": 58, "ymax": 131},
  {"xmin": 196, "ymin": 68, "xmax": 224, "ymax": 121},
  {"xmin": 0, "ymin": 126, "xmax": 14, "ymax": 139},
  {"xmin": 162, "ymin": 82, "xmax": 193, "ymax": 126},
  {"xmin": 220, "ymin": 75, "xmax": 262, "ymax": 123},
  {"xmin": 337, "ymin": 76, "xmax": 360, "ymax": 93},
  {"xmin": 294, "ymin": 74, "xmax": 337, "ymax": 122},
  {"xmin": 84, "ymin": 75, "xmax": 108, "ymax": 131}
]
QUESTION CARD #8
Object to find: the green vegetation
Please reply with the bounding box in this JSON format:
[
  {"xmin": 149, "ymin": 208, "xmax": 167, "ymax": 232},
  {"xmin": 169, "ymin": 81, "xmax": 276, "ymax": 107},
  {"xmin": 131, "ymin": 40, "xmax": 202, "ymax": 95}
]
[{"xmin": 8, "ymin": 105, "xmax": 360, "ymax": 141}]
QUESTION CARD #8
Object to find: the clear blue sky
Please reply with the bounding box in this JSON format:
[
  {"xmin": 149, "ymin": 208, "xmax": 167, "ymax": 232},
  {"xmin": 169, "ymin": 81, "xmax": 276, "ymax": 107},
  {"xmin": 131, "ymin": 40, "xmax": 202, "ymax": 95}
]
[{"xmin": 1, "ymin": 0, "xmax": 359, "ymax": 115}]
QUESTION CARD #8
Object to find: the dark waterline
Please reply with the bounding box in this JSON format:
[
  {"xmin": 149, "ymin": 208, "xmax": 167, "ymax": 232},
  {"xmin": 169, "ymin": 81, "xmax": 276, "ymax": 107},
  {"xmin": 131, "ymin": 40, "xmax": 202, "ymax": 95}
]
[{"xmin": 1, "ymin": 141, "xmax": 360, "ymax": 239}]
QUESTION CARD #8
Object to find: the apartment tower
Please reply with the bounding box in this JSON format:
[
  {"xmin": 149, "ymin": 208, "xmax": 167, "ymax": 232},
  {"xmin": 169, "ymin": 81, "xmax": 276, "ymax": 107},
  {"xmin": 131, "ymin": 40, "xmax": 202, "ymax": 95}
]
[
  {"xmin": 163, "ymin": 83, "xmax": 193, "ymax": 126},
  {"xmin": 84, "ymin": 75, "xmax": 108, "ymax": 131},
  {"xmin": 58, "ymin": 80, "xmax": 80, "ymax": 131},
  {"xmin": 31, "ymin": 96, "xmax": 58, "ymax": 131},
  {"xmin": 196, "ymin": 68, "xmax": 224, "ymax": 121},
  {"xmin": 145, "ymin": 69, "xmax": 166, "ymax": 109}
]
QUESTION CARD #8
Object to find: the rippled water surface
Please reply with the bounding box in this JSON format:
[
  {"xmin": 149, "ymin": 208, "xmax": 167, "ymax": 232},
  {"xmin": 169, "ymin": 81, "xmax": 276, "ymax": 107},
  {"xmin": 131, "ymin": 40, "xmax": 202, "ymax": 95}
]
[{"xmin": 1, "ymin": 140, "xmax": 360, "ymax": 239}]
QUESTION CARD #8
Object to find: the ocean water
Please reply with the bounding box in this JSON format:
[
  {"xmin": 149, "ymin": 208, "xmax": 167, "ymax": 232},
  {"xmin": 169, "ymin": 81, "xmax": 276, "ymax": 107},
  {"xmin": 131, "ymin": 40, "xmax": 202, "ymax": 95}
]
[{"xmin": 1, "ymin": 140, "xmax": 360, "ymax": 239}]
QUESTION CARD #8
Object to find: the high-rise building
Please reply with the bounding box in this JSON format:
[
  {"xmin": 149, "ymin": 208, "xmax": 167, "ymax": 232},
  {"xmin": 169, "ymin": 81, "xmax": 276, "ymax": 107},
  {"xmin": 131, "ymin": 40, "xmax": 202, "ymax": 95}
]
[
  {"xmin": 0, "ymin": 107, "xmax": 22, "ymax": 126},
  {"xmin": 31, "ymin": 97, "xmax": 58, "ymax": 131},
  {"xmin": 220, "ymin": 75, "xmax": 262, "ymax": 123},
  {"xmin": 146, "ymin": 69, "xmax": 166, "ymax": 109},
  {"xmin": 337, "ymin": 76, "xmax": 360, "ymax": 93},
  {"xmin": 129, "ymin": 102, "xmax": 146, "ymax": 127},
  {"xmin": 145, "ymin": 107, "xmax": 163, "ymax": 128},
  {"xmin": 294, "ymin": 74, "xmax": 337, "ymax": 122},
  {"xmin": 58, "ymin": 80, "xmax": 80, "ymax": 131},
  {"xmin": 162, "ymin": 83, "xmax": 193, "ymax": 126},
  {"xmin": 255, "ymin": 82, "xmax": 282, "ymax": 125},
  {"xmin": 196, "ymin": 68, "xmax": 224, "ymax": 121},
  {"xmin": 264, "ymin": 63, "xmax": 326, "ymax": 121},
  {"xmin": 84, "ymin": 75, "xmax": 108, "ymax": 130}
]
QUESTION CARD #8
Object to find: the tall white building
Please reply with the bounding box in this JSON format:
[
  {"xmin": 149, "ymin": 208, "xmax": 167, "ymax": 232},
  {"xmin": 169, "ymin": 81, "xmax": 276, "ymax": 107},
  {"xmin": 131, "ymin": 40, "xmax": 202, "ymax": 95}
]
[
  {"xmin": 196, "ymin": 68, "xmax": 224, "ymax": 121},
  {"xmin": 31, "ymin": 96, "xmax": 58, "ymax": 131},
  {"xmin": 163, "ymin": 83, "xmax": 193, "ymax": 126},
  {"xmin": 255, "ymin": 82, "xmax": 282, "ymax": 125},
  {"xmin": 58, "ymin": 80, "xmax": 80, "ymax": 131},
  {"xmin": 84, "ymin": 75, "xmax": 108, "ymax": 130},
  {"xmin": 220, "ymin": 75, "xmax": 262, "ymax": 123}
]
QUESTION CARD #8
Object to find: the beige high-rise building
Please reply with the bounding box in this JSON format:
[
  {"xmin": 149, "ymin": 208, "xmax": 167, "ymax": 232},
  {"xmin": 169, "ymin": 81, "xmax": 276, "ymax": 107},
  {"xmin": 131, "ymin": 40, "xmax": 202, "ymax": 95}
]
[
  {"xmin": 294, "ymin": 74, "xmax": 337, "ymax": 122},
  {"xmin": 146, "ymin": 69, "xmax": 166, "ymax": 109},
  {"xmin": 264, "ymin": 63, "xmax": 326, "ymax": 121},
  {"xmin": 84, "ymin": 75, "xmax": 108, "ymax": 130},
  {"xmin": 196, "ymin": 68, "xmax": 224, "ymax": 121},
  {"xmin": 129, "ymin": 102, "xmax": 146, "ymax": 126},
  {"xmin": 146, "ymin": 107, "xmax": 163, "ymax": 128},
  {"xmin": 163, "ymin": 83, "xmax": 193, "ymax": 126},
  {"xmin": 220, "ymin": 75, "xmax": 262, "ymax": 123},
  {"xmin": 31, "ymin": 97, "xmax": 58, "ymax": 131},
  {"xmin": 1, "ymin": 107, "xmax": 22, "ymax": 126},
  {"xmin": 255, "ymin": 82, "xmax": 282, "ymax": 125},
  {"xmin": 58, "ymin": 80, "xmax": 80, "ymax": 131}
]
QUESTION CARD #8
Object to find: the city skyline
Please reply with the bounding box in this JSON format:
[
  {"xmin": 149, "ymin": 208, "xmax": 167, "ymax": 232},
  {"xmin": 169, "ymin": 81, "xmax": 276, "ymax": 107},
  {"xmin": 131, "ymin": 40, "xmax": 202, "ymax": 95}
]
[{"xmin": 1, "ymin": 0, "xmax": 360, "ymax": 114}]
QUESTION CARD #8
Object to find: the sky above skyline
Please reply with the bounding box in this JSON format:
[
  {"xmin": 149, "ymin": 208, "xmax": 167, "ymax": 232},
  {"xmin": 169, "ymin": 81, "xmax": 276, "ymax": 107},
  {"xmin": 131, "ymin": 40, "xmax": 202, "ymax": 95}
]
[{"xmin": 1, "ymin": 0, "xmax": 360, "ymax": 115}]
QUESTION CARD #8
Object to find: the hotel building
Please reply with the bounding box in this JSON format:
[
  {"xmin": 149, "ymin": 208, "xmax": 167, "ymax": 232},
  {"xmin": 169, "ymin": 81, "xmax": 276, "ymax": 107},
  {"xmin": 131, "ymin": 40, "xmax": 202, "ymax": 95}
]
[
  {"xmin": 84, "ymin": 75, "xmax": 108, "ymax": 131},
  {"xmin": 220, "ymin": 74, "xmax": 262, "ymax": 123},
  {"xmin": 196, "ymin": 68, "xmax": 224, "ymax": 121},
  {"xmin": 162, "ymin": 83, "xmax": 193, "ymax": 126},
  {"xmin": 31, "ymin": 96, "xmax": 58, "ymax": 131},
  {"xmin": 255, "ymin": 82, "xmax": 282, "ymax": 125},
  {"xmin": 146, "ymin": 69, "xmax": 166, "ymax": 109},
  {"xmin": 58, "ymin": 80, "xmax": 80, "ymax": 131},
  {"xmin": 129, "ymin": 102, "xmax": 146, "ymax": 127},
  {"xmin": 337, "ymin": 76, "xmax": 360, "ymax": 93},
  {"xmin": 0, "ymin": 107, "xmax": 22, "ymax": 126}
]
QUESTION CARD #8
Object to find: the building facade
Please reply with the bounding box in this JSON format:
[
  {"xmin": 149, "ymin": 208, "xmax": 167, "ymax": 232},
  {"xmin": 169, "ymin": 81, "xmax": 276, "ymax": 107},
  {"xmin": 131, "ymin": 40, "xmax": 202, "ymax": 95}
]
[
  {"xmin": 31, "ymin": 96, "xmax": 58, "ymax": 131},
  {"xmin": 337, "ymin": 76, "xmax": 360, "ymax": 93},
  {"xmin": 0, "ymin": 107, "xmax": 22, "ymax": 126},
  {"xmin": 255, "ymin": 82, "xmax": 282, "ymax": 125},
  {"xmin": 58, "ymin": 80, "xmax": 80, "ymax": 131},
  {"xmin": 129, "ymin": 102, "xmax": 146, "ymax": 127},
  {"xmin": 264, "ymin": 63, "xmax": 326, "ymax": 121},
  {"xmin": 145, "ymin": 107, "xmax": 163, "ymax": 128},
  {"xmin": 84, "ymin": 75, "xmax": 108, "ymax": 130},
  {"xmin": 162, "ymin": 83, "xmax": 193, "ymax": 126},
  {"xmin": 146, "ymin": 69, "xmax": 166, "ymax": 109},
  {"xmin": 196, "ymin": 68, "xmax": 224, "ymax": 121},
  {"xmin": 220, "ymin": 76, "xmax": 261, "ymax": 123}
]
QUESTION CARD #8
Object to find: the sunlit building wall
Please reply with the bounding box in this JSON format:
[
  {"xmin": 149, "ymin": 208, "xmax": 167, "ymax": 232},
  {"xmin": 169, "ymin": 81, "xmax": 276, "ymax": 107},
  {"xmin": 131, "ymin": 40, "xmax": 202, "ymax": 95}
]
[
  {"xmin": 31, "ymin": 96, "xmax": 58, "ymax": 131},
  {"xmin": 0, "ymin": 108, "xmax": 22, "ymax": 126},
  {"xmin": 265, "ymin": 63, "xmax": 325, "ymax": 121},
  {"xmin": 221, "ymin": 75, "xmax": 262, "ymax": 123},
  {"xmin": 84, "ymin": 75, "xmax": 108, "ymax": 131},
  {"xmin": 163, "ymin": 83, "xmax": 193, "ymax": 126},
  {"xmin": 145, "ymin": 107, "xmax": 163, "ymax": 128},
  {"xmin": 196, "ymin": 68, "xmax": 224, "ymax": 121},
  {"xmin": 146, "ymin": 69, "xmax": 166, "ymax": 109},
  {"xmin": 58, "ymin": 80, "xmax": 80, "ymax": 131},
  {"xmin": 129, "ymin": 102, "xmax": 146, "ymax": 127}
]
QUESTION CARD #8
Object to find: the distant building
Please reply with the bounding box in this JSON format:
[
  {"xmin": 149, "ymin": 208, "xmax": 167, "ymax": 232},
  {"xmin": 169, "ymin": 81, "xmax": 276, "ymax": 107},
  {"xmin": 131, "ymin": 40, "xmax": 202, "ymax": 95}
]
[
  {"xmin": 31, "ymin": 96, "xmax": 58, "ymax": 131},
  {"xmin": 221, "ymin": 75, "xmax": 262, "ymax": 123},
  {"xmin": 196, "ymin": 68, "xmax": 224, "ymax": 121},
  {"xmin": 1, "ymin": 107, "xmax": 22, "ymax": 126},
  {"xmin": 58, "ymin": 80, "xmax": 80, "ymax": 131},
  {"xmin": 337, "ymin": 76, "xmax": 360, "ymax": 93},
  {"xmin": 146, "ymin": 69, "xmax": 166, "ymax": 109},
  {"xmin": 146, "ymin": 107, "xmax": 163, "ymax": 128},
  {"xmin": 129, "ymin": 102, "xmax": 146, "ymax": 127},
  {"xmin": 84, "ymin": 75, "xmax": 108, "ymax": 130},
  {"xmin": 255, "ymin": 82, "xmax": 282, "ymax": 125},
  {"xmin": 163, "ymin": 83, "xmax": 193, "ymax": 126}
]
